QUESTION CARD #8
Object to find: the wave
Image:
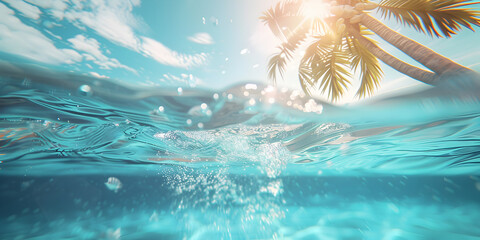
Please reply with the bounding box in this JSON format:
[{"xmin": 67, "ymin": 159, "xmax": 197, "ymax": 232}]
[{"xmin": 1, "ymin": 61, "xmax": 480, "ymax": 176}]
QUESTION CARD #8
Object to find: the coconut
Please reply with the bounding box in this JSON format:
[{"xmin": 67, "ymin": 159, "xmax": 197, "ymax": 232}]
[
  {"xmin": 350, "ymin": 14, "xmax": 362, "ymax": 24},
  {"xmin": 330, "ymin": 5, "xmax": 344, "ymax": 16},
  {"xmin": 343, "ymin": 5, "xmax": 357, "ymax": 18},
  {"xmin": 363, "ymin": 2, "xmax": 378, "ymax": 11},
  {"xmin": 355, "ymin": 3, "xmax": 366, "ymax": 11}
]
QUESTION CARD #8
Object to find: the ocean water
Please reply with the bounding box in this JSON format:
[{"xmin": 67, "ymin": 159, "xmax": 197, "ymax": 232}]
[{"xmin": 1, "ymin": 63, "xmax": 480, "ymax": 239}]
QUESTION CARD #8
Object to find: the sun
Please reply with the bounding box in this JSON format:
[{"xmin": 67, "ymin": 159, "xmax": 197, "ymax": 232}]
[{"xmin": 302, "ymin": 0, "xmax": 331, "ymax": 20}]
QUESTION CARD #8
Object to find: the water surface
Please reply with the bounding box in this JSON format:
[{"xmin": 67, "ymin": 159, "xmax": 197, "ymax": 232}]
[{"xmin": 1, "ymin": 63, "xmax": 480, "ymax": 239}]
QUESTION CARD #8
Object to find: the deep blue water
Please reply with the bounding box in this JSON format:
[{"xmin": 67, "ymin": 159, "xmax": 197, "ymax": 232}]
[{"xmin": 1, "ymin": 63, "xmax": 480, "ymax": 239}]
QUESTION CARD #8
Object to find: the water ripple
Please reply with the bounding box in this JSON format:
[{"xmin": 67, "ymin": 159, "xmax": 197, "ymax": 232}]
[{"xmin": 1, "ymin": 65, "xmax": 480, "ymax": 176}]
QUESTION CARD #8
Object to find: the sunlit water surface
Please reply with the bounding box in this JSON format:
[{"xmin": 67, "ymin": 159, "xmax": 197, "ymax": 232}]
[{"xmin": 1, "ymin": 64, "xmax": 480, "ymax": 239}]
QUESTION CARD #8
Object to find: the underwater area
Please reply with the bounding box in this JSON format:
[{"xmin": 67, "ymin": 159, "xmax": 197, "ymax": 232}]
[{"xmin": 1, "ymin": 62, "xmax": 480, "ymax": 239}]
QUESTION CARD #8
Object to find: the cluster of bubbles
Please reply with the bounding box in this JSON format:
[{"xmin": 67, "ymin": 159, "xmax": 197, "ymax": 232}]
[
  {"xmin": 78, "ymin": 82, "xmax": 323, "ymax": 131},
  {"xmin": 148, "ymin": 83, "xmax": 326, "ymax": 131},
  {"xmin": 187, "ymin": 103, "xmax": 213, "ymax": 129},
  {"xmin": 165, "ymin": 166, "xmax": 286, "ymax": 238},
  {"xmin": 149, "ymin": 94, "xmax": 299, "ymax": 236}
]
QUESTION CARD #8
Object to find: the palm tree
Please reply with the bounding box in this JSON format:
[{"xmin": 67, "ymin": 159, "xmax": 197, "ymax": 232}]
[{"xmin": 261, "ymin": 0, "xmax": 480, "ymax": 101}]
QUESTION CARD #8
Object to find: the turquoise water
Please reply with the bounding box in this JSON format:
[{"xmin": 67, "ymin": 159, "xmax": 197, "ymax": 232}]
[{"xmin": 1, "ymin": 63, "xmax": 480, "ymax": 239}]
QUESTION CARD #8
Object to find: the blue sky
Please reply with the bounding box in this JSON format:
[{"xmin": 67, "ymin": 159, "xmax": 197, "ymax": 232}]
[{"xmin": 0, "ymin": 0, "xmax": 479, "ymax": 104}]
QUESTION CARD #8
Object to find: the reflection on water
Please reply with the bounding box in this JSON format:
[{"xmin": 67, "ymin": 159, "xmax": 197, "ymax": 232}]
[{"xmin": 1, "ymin": 63, "xmax": 480, "ymax": 239}]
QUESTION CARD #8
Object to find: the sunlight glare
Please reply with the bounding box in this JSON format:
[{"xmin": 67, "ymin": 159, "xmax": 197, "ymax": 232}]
[{"xmin": 303, "ymin": 0, "xmax": 330, "ymax": 19}]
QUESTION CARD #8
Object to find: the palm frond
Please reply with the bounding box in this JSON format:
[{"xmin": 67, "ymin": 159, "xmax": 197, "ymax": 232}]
[
  {"xmin": 348, "ymin": 35, "xmax": 383, "ymax": 98},
  {"xmin": 378, "ymin": 0, "xmax": 480, "ymax": 37},
  {"xmin": 298, "ymin": 60, "xmax": 314, "ymax": 95},
  {"xmin": 267, "ymin": 21, "xmax": 311, "ymax": 84},
  {"xmin": 300, "ymin": 34, "xmax": 352, "ymax": 101},
  {"xmin": 318, "ymin": 50, "xmax": 352, "ymax": 101},
  {"xmin": 260, "ymin": 0, "xmax": 305, "ymax": 40},
  {"xmin": 267, "ymin": 52, "xmax": 288, "ymax": 84},
  {"xmin": 312, "ymin": 17, "xmax": 332, "ymax": 35}
]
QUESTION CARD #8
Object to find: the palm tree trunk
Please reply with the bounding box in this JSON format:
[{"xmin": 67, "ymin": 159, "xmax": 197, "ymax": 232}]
[
  {"xmin": 360, "ymin": 14, "xmax": 473, "ymax": 76},
  {"xmin": 350, "ymin": 29, "xmax": 437, "ymax": 84}
]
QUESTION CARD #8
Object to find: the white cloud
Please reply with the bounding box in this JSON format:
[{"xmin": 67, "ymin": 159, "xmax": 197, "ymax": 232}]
[
  {"xmin": 18, "ymin": 0, "xmax": 208, "ymax": 69},
  {"xmin": 141, "ymin": 37, "xmax": 207, "ymax": 68},
  {"xmin": 43, "ymin": 20, "xmax": 62, "ymax": 28},
  {"xmin": 64, "ymin": 1, "xmax": 141, "ymax": 51},
  {"xmin": 44, "ymin": 29, "xmax": 62, "ymax": 39},
  {"xmin": 3, "ymin": 0, "xmax": 42, "ymax": 20},
  {"xmin": 159, "ymin": 73, "xmax": 204, "ymax": 87},
  {"xmin": 0, "ymin": 3, "xmax": 81, "ymax": 64},
  {"xmin": 68, "ymin": 35, "xmax": 103, "ymax": 59},
  {"xmin": 62, "ymin": 0, "xmax": 207, "ymax": 68},
  {"xmin": 68, "ymin": 34, "xmax": 137, "ymax": 73},
  {"xmin": 24, "ymin": 0, "xmax": 68, "ymax": 20},
  {"xmin": 90, "ymin": 71, "xmax": 109, "ymax": 78},
  {"xmin": 188, "ymin": 32, "xmax": 214, "ymax": 45},
  {"xmin": 83, "ymin": 53, "xmax": 95, "ymax": 61}
]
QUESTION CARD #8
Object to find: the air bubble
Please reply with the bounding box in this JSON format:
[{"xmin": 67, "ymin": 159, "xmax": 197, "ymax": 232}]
[
  {"xmin": 177, "ymin": 87, "xmax": 183, "ymax": 95},
  {"xmin": 197, "ymin": 122, "xmax": 204, "ymax": 129},
  {"xmin": 188, "ymin": 75, "xmax": 197, "ymax": 87},
  {"xmin": 188, "ymin": 103, "xmax": 212, "ymax": 117},
  {"xmin": 186, "ymin": 119, "xmax": 192, "ymax": 126},
  {"xmin": 205, "ymin": 109, "xmax": 212, "ymax": 117},
  {"xmin": 303, "ymin": 99, "xmax": 323, "ymax": 114},
  {"xmin": 158, "ymin": 106, "xmax": 165, "ymax": 112},
  {"xmin": 213, "ymin": 93, "xmax": 219, "ymax": 100},
  {"xmin": 265, "ymin": 85, "xmax": 275, "ymax": 93},
  {"xmin": 227, "ymin": 93, "xmax": 233, "ymax": 101},
  {"xmin": 245, "ymin": 83, "xmax": 257, "ymax": 90},
  {"xmin": 240, "ymin": 48, "xmax": 249, "ymax": 55},
  {"xmin": 210, "ymin": 17, "xmax": 219, "ymax": 26},
  {"xmin": 78, "ymin": 84, "xmax": 92, "ymax": 96},
  {"xmin": 290, "ymin": 90, "xmax": 300, "ymax": 100}
]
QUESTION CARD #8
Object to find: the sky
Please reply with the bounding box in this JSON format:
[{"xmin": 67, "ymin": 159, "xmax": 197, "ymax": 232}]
[{"xmin": 0, "ymin": 0, "xmax": 479, "ymax": 105}]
